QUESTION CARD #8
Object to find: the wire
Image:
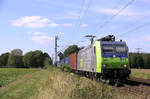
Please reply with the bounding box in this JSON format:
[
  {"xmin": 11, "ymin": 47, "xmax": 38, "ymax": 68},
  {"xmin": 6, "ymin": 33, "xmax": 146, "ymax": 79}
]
[
  {"xmin": 116, "ymin": 22, "xmax": 150, "ymax": 39},
  {"xmin": 78, "ymin": 0, "xmax": 92, "ymax": 27},
  {"xmin": 94, "ymin": 0, "xmax": 135, "ymax": 35},
  {"xmin": 74, "ymin": 0, "xmax": 93, "ymax": 34},
  {"xmin": 72, "ymin": 0, "xmax": 86, "ymax": 33}
]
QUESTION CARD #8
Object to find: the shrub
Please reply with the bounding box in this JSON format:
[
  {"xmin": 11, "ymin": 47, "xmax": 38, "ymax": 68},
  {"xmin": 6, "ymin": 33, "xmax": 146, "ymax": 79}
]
[{"xmin": 60, "ymin": 64, "xmax": 71, "ymax": 72}]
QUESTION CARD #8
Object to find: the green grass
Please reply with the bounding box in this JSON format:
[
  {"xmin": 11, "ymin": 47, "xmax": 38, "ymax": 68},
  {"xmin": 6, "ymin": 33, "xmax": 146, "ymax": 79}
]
[
  {"xmin": 131, "ymin": 69, "xmax": 150, "ymax": 79},
  {"xmin": 0, "ymin": 68, "xmax": 40, "ymax": 87},
  {"xmin": 0, "ymin": 67, "xmax": 141, "ymax": 99},
  {"xmin": 0, "ymin": 68, "xmax": 50, "ymax": 99}
]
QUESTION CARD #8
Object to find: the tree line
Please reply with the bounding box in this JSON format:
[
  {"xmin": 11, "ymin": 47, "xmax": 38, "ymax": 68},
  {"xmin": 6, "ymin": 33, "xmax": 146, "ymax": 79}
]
[
  {"xmin": 129, "ymin": 53, "xmax": 150, "ymax": 69},
  {"xmin": 0, "ymin": 47, "xmax": 150, "ymax": 69},
  {"xmin": 0, "ymin": 49, "xmax": 52, "ymax": 68}
]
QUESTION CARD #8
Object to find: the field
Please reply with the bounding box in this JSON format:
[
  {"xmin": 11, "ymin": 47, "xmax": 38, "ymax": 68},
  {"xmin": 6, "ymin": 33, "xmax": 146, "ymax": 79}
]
[
  {"xmin": 0, "ymin": 67, "xmax": 145, "ymax": 99},
  {"xmin": 0, "ymin": 68, "xmax": 50, "ymax": 99},
  {"xmin": 131, "ymin": 69, "xmax": 150, "ymax": 79}
]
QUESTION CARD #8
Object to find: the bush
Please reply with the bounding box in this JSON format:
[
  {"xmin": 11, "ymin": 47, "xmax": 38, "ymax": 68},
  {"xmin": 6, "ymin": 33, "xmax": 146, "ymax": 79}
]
[
  {"xmin": 60, "ymin": 64, "xmax": 71, "ymax": 72},
  {"xmin": 43, "ymin": 58, "xmax": 52, "ymax": 69}
]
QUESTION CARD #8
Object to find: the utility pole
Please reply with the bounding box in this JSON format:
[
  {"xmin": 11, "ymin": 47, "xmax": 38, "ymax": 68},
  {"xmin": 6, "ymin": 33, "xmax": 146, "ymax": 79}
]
[
  {"xmin": 55, "ymin": 36, "xmax": 59, "ymax": 66},
  {"xmin": 135, "ymin": 48, "xmax": 142, "ymax": 54},
  {"xmin": 84, "ymin": 35, "xmax": 96, "ymax": 44},
  {"xmin": 51, "ymin": 53, "xmax": 54, "ymax": 65}
]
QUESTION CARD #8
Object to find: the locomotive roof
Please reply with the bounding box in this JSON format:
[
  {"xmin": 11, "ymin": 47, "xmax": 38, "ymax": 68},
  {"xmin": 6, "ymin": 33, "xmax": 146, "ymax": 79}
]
[{"xmin": 101, "ymin": 41, "xmax": 126, "ymax": 45}]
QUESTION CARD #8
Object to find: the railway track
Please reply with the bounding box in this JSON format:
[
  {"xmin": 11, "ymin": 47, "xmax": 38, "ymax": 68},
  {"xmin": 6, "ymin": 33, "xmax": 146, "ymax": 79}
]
[
  {"xmin": 117, "ymin": 77, "xmax": 150, "ymax": 99},
  {"xmin": 75, "ymin": 72, "xmax": 150, "ymax": 99}
]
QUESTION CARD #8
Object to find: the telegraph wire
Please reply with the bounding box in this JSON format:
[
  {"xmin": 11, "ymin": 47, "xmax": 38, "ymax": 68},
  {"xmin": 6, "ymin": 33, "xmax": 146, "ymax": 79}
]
[{"xmin": 94, "ymin": 0, "xmax": 135, "ymax": 35}]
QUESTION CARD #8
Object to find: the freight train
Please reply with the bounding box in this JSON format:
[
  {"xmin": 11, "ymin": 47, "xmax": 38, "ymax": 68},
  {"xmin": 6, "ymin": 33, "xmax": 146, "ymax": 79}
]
[{"xmin": 59, "ymin": 35, "xmax": 131, "ymax": 80}]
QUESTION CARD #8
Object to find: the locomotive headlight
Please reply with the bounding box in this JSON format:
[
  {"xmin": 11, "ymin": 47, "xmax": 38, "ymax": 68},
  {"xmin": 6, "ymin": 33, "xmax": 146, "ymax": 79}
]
[
  {"xmin": 102, "ymin": 64, "xmax": 108, "ymax": 68},
  {"xmin": 123, "ymin": 64, "xmax": 127, "ymax": 68}
]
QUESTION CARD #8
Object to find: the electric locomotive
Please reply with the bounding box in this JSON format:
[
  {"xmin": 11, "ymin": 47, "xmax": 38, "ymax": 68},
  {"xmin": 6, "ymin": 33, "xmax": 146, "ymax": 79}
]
[
  {"xmin": 59, "ymin": 35, "xmax": 131, "ymax": 80},
  {"xmin": 77, "ymin": 35, "xmax": 130, "ymax": 79}
]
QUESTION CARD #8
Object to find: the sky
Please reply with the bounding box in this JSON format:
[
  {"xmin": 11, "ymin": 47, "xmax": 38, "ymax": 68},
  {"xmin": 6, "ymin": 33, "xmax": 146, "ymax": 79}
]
[{"xmin": 0, "ymin": 0, "xmax": 150, "ymax": 56}]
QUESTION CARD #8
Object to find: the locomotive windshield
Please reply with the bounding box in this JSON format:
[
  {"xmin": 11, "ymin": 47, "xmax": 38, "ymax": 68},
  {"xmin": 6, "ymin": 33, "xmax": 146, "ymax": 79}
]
[
  {"xmin": 102, "ymin": 44, "xmax": 128, "ymax": 54},
  {"xmin": 116, "ymin": 45, "xmax": 127, "ymax": 53}
]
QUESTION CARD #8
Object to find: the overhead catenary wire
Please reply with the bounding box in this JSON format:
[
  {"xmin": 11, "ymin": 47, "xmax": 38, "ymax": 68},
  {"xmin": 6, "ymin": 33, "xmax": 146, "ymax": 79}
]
[
  {"xmin": 77, "ymin": 0, "xmax": 93, "ymax": 27},
  {"xmin": 62, "ymin": 0, "xmax": 87, "ymax": 51},
  {"xmin": 116, "ymin": 22, "xmax": 150, "ymax": 39},
  {"xmin": 73, "ymin": 0, "xmax": 86, "ymax": 30},
  {"xmin": 94, "ymin": 0, "xmax": 135, "ymax": 35},
  {"xmin": 73, "ymin": 0, "xmax": 93, "ymax": 35}
]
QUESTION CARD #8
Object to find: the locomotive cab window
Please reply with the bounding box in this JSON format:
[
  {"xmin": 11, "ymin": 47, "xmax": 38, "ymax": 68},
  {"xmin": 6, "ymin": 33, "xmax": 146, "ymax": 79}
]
[{"xmin": 102, "ymin": 44, "xmax": 114, "ymax": 53}]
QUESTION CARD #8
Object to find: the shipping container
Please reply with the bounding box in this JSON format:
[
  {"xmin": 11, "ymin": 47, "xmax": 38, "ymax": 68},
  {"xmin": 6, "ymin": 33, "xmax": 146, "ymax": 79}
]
[
  {"xmin": 64, "ymin": 56, "xmax": 70, "ymax": 65},
  {"xmin": 69, "ymin": 52, "xmax": 77, "ymax": 70},
  {"xmin": 77, "ymin": 45, "xmax": 97, "ymax": 72},
  {"xmin": 60, "ymin": 58, "xmax": 65, "ymax": 64}
]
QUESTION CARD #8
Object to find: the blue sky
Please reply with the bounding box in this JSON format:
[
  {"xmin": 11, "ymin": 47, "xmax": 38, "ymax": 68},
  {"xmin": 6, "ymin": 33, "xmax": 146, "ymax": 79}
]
[{"xmin": 0, "ymin": 0, "xmax": 150, "ymax": 56}]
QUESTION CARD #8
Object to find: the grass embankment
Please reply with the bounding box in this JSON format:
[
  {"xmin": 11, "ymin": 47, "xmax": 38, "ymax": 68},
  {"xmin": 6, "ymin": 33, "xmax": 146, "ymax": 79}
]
[
  {"xmin": 32, "ymin": 67, "xmax": 130, "ymax": 99},
  {"xmin": 131, "ymin": 69, "xmax": 150, "ymax": 79},
  {"xmin": 0, "ymin": 68, "xmax": 50, "ymax": 99},
  {"xmin": 0, "ymin": 67, "xmax": 137, "ymax": 99}
]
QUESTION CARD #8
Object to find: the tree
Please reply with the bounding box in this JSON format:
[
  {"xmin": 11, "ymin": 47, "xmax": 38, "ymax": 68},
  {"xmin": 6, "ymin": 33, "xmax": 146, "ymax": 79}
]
[
  {"xmin": 33, "ymin": 50, "xmax": 44, "ymax": 67},
  {"xmin": 44, "ymin": 58, "xmax": 52, "ymax": 66},
  {"xmin": 43, "ymin": 53, "xmax": 50, "ymax": 59},
  {"xmin": 0, "ymin": 52, "xmax": 9, "ymax": 67},
  {"xmin": 23, "ymin": 50, "xmax": 51, "ymax": 68},
  {"xmin": 136, "ymin": 55, "xmax": 144, "ymax": 69},
  {"xmin": 7, "ymin": 49, "xmax": 23, "ymax": 68},
  {"xmin": 63, "ymin": 45, "xmax": 80, "ymax": 58},
  {"xmin": 23, "ymin": 51, "xmax": 34, "ymax": 68},
  {"xmin": 144, "ymin": 56, "xmax": 150, "ymax": 69},
  {"xmin": 129, "ymin": 53, "xmax": 138, "ymax": 68},
  {"xmin": 11, "ymin": 49, "xmax": 23, "ymax": 56}
]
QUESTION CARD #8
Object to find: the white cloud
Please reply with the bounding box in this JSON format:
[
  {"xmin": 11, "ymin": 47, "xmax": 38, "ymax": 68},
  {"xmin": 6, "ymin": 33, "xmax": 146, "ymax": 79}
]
[
  {"xmin": 49, "ymin": 23, "xmax": 73, "ymax": 27},
  {"xmin": 49, "ymin": 23, "xmax": 60, "ymax": 28},
  {"xmin": 11, "ymin": 16, "xmax": 51, "ymax": 28},
  {"xmin": 81, "ymin": 24, "xmax": 88, "ymax": 27},
  {"xmin": 11, "ymin": 16, "xmax": 75, "ymax": 28},
  {"xmin": 31, "ymin": 35, "xmax": 53, "ymax": 44},
  {"xmin": 28, "ymin": 31, "xmax": 52, "ymax": 45}
]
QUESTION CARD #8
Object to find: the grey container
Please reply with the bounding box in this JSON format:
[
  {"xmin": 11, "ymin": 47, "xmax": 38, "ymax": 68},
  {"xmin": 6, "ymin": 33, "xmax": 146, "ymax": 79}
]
[{"xmin": 77, "ymin": 45, "xmax": 97, "ymax": 72}]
